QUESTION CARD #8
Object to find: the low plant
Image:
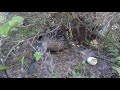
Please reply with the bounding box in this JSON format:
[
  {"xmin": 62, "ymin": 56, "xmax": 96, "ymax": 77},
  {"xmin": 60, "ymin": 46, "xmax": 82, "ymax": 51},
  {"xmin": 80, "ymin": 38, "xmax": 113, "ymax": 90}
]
[
  {"xmin": 0, "ymin": 15, "xmax": 24, "ymax": 37},
  {"xmin": 112, "ymin": 66, "xmax": 120, "ymax": 77},
  {"xmin": 33, "ymin": 51, "xmax": 42, "ymax": 61},
  {"xmin": 71, "ymin": 61, "xmax": 86, "ymax": 78},
  {"xmin": 52, "ymin": 72, "xmax": 60, "ymax": 78},
  {"xmin": 0, "ymin": 15, "xmax": 24, "ymax": 71}
]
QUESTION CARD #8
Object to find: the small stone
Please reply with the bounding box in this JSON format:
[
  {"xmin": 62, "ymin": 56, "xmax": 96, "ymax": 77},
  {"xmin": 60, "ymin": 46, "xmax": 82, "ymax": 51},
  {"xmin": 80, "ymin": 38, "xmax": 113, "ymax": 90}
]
[{"xmin": 87, "ymin": 57, "xmax": 97, "ymax": 65}]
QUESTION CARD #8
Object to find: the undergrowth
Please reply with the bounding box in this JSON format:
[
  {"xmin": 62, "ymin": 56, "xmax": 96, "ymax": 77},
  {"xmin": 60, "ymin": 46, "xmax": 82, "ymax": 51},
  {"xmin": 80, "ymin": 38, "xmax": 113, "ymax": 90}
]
[{"xmin": 0, "ymin": 12, "xmax": 120, "ymax": 78}]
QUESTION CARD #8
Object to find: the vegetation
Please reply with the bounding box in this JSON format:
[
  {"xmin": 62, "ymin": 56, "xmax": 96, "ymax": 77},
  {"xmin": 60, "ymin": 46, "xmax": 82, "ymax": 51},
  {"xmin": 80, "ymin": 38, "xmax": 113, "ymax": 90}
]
[
  {"xmin": 34, "ymin": 52, "xmax": 42, "ymax": 61},
  {"xmin": 0, "ymin": 12, "xmax": 120, "ymax": 78}
]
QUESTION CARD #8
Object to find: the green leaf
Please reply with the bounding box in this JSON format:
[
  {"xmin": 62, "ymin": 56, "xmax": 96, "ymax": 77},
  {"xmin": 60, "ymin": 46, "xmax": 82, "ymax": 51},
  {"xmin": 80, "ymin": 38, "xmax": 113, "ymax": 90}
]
[
  {"xmin": 0, "ymin": 16, "xmax": 24, "ymax": 37},
  {"xmin": 0, "ymin": 23, "xmax": 11, "ymax": 37},
  {"xmin": 109, "ymin": 53, "xmax": 116, "ymax": 56},
  {"xmin": 116, "ymin": 56, "xmax": 120, "ymax": 61},
  {"xmin": 72, "ymin": 70, "xmax": 81, "ymax": 78},
  {"xmin": 117, "ymin": 61, "xmax": 120, "ymax": 65},
  {"xmin": 0, "ymin": 65, "xmax": 10, "ymax": 71},
  {"xmin": 109, "ymin": 48, "xmax": 119, "ymax": 53},
  {"xmin": 8, "ymin": 16, "xmax": 24, "ymax": 26},
  {"xmin": 11, "ymin": 28, "xmax": 18, "ymax": 31},
  {"xmin": 34, "ymin": 52, "xmax": 42, "ymax": 61},
  {"xmin": 112, "ymin": 66, "xmax": 120, "ymax": 76},
  {"xmin": 73, "ymin": 65, "xmax": 80, "ymax": 71},
  {"xmin": 52, "ymin": 72, "xmax": 60, "ymax": 78}
]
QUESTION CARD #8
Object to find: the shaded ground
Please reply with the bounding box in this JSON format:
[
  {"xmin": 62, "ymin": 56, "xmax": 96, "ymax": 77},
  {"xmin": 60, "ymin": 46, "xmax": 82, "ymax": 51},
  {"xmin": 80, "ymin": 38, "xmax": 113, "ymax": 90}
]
[
  {"xmin": 1, "ymin": 39, "xmax": 119, "ymax": 78},
  {"xmin": 0, "ymin": 12, "xmax": 119, "ymax": 78}
]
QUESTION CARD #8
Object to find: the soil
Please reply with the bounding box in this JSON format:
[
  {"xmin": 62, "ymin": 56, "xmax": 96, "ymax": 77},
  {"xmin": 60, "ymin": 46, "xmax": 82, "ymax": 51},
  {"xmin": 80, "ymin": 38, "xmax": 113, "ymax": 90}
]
[
  {"xmin": 0, "ymin": 12, "xmax": 119, "ymax": 78},
  {"xmin": 0, "ymin": 40, "xmax": 118, "ymax": 78}
]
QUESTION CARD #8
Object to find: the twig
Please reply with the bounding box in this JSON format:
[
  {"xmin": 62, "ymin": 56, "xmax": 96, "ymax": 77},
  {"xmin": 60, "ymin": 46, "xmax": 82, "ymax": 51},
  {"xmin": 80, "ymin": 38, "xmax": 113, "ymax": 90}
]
[
  {"xmin": 4, "ymin": 40, "xmax": 24, "ymax": 62},
  {"xmin": 27, "ymin": 41, "xmax": 37, "ymax": 52},
  {"xmin": 31, "ymin": 31, "xmax": 40, "ymax": 45},
  {"xmin": 44, "ymin": 14, "xmax": 63, "ymax": 37},
  {"xmin": 21, "ymin": 56, "xmax": 24, "ymax": 71},
  {"xmin": 90, "ymin": 69, "xmax": 99, "ymax": 78}
]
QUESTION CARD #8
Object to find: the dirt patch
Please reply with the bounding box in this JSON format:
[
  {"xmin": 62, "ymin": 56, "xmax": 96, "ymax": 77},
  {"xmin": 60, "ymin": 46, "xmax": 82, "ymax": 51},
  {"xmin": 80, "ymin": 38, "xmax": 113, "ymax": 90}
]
[
  {"xmin": 1, "ymin": 41, "xmax": 118, "ymax": 78},
  {"xmin": 0, "ymin": 12, "xmax": 119, "ymax": 78}
]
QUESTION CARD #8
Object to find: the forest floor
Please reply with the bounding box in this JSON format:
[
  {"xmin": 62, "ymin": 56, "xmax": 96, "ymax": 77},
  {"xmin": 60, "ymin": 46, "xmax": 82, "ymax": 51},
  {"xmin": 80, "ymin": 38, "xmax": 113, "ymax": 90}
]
[
  {"xmin": 0, "ymin": 37, "xmax": 118, "ymax": 78},
  {"xmin": 0, "ymin": 12, "xmax": 119, "ymax": 78}
]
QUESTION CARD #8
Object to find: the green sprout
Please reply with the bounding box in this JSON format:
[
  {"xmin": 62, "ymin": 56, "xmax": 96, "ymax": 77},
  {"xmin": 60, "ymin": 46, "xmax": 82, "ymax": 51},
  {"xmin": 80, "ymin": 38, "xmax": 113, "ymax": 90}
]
[{"xmin": 34, "ymin": 52, "xmax": 42, "ymax": 61}]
